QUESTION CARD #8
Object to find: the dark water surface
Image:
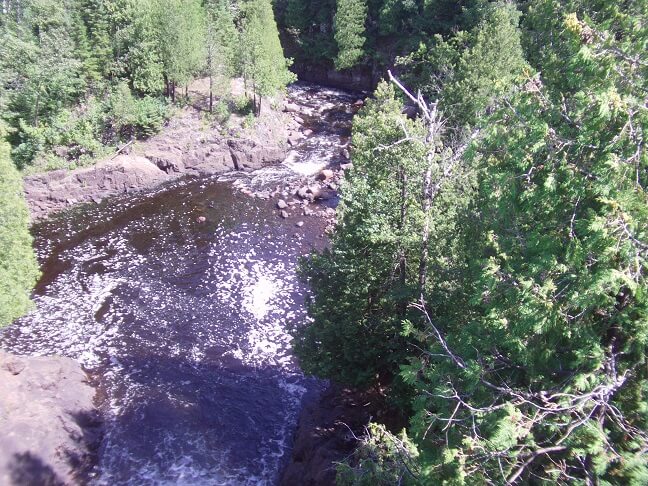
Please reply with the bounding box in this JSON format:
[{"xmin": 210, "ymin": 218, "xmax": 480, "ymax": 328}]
[{"xmin": 0, "ymin": 83, "xmax": 356, "ymax": 485}]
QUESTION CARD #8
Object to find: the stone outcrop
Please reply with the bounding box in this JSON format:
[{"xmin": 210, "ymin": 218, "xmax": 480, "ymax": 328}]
[
  {"xmin": 292, "ymin": 62, "xmax": 377, "ymax": 92},
  {"xmin": 24, "ymin": 137, "xmax": 287, "ymax": 222},
  {"xmin": 281, "ymin": 384, "xmax": 390, "ymax": 486},
  {"xmin": 0, "ymin": 350, "xmax": 101, "ymax": 486}
]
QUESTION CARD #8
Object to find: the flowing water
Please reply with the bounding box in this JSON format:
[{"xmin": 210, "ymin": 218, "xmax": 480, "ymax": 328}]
[{"xmin": 0, "ymin": 83, "xmax": 357, "ymax": 485}]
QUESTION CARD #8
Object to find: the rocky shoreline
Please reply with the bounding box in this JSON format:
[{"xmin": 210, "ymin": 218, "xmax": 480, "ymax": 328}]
[
  {"xmin": 23, "ymin": 78, "xmax": 297, "ymax": 222},
  {"xmin": 0, "ymin": 351, "xmax": 101, "ymax": 486},
  {"xmin": 11, "ymin": 80, "xmax": 372, "ymax": 485}
]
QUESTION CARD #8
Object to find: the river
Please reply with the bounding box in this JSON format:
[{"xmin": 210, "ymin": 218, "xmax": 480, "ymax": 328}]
[{"xmin": 0, "ymin": 83, "xmax": 357, "ymax": 485}]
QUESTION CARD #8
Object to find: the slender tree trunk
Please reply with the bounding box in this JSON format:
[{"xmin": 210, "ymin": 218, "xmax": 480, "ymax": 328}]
[
  {"xmin": 209, "ymin": 74, "xmax": 213, "ymax": 113},
  {"xmin": 418, "ymin": 162, "xmax": 433, "ymax": 296},
  {"xmin": 252, "ymin": 81, "xmax": 258, "ymax": 115},
  {"xmin": 418, "ymin": 110, "xmax": 443, "ymax": 298},
  {"xmin": 397, "ymin": 164, "xmax": 409, "ymax": 316},
  {"xmin": 171, "ymin": 82, "xmax": 176, "ymax": 103},
  {"xmin": 33, "ymin": 91, "xmax": 40, "ymax": 127}
]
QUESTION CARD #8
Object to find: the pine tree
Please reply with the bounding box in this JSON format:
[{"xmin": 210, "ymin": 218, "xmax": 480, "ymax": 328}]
[
  {"xmin": 239, "ymin": 0, "xmax": 295, "ymax": 115},
  {"xmin": 333, "ymin": 0, "xmax": 367, "ymax": 69},
  {"xmin": 0, "ymin": 123, "xmax": 39, "ymax": 327},
  {"xmin": 205, "ymin": 0, "xmax": 237, "ymax": 112},
  {"xmin": 296, "ymin": 83, "xmax": 427, "ymax": 384},
  {"xmin": 78, "ymin": 0, "xmax": 116, "ymax": 81},
  {"xmin": 152, "ymin": 0, "xmax": 206, "ymax": 100},
  {"xmin": 401, "ymin": 1, "xmax": 648, "ymax": 482}
]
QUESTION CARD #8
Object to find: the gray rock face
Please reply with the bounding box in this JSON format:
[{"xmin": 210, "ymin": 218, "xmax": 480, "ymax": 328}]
[
  {"xmin": 0, "ymin": 351, "xmax": 101, "ymax": 486},
  {"xmin": 23, "ymin": 155, "xmax": 170, "ymax": 221},
  {"xmin": 23, "ymin": 136, "xmax": 287, "ymax": 222}
]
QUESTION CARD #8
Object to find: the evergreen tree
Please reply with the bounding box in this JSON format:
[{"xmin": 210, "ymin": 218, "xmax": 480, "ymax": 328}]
[
  {"xmin": 333, "ymin": 0, "xmax": 367, "ymax": 69},
  {"xmin": 296, "ymin": 81, "xmax": 475, "ymax": 386},
  {"xmin": 399, "ymin": 1, "xmax": 527, "ymax": 126},
  {"xmin": 239, "ymin": 0, "xmax": 295, "ymax": 115},
  {"xmin": 77, "ymin": 0, "xmax": 117, "ymax": 81},
  {"xmin": 127, "ymin": 0, "xmax": 165, "ymax": 96},
  {"xmin": 205, "ymin": 0, "xmax": 237, "ymax": 112},
  {"xmin": 400, "ymin": 1, "xmax": 648, "ymax": 482},
  {"xmin": 296, "ymin": 83, "xmax": 428, "ymax": 384},
  {"xmin": 152, "ymin": 0, "xmax": 206, "ymax": 100},
  {"xmin": 0, "ymin": 123, "xmax": 39, "ymax": 327}
]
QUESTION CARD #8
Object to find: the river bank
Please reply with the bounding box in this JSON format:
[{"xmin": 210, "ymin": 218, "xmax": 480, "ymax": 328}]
[
  {"xmin": 1, "ymin": 81, "xmax": 372, "ymax": 485},
  {"xmin": 22, "ymin": 78, "xmax": 301, "ymax": 222}
]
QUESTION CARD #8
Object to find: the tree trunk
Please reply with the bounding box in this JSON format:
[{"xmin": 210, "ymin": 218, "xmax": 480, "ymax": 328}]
[
  {"xmin": 397, "ymin": 164, "xmax": 409, "ymax": 316},
  {"xmin": 209, "ymin": 74, "xmax": 213, "ymax": 113},
  {"xmin": 33, "ymin": 91, "xmax": 40, "ymax": 127},
  {"xmin": 418, "ymin": 163, "xmax": 433, "ymax": 296}
]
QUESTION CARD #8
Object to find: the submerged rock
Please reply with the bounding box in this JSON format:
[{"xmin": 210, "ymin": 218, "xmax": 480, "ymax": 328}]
[{"xmin": 0, "ymin": 351, "xmax": 101, "ymax": 486}]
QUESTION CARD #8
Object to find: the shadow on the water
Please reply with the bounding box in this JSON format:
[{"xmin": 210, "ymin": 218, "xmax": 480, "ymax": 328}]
[{"xmin": 90, "ymin": 349, "xmax": 323, "ymax": 483}]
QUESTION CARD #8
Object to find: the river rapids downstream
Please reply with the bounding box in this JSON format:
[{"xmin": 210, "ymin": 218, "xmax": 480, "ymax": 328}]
[{"xmin": 0, "ymin": 83, "xmax": 357, "ymax": 485}]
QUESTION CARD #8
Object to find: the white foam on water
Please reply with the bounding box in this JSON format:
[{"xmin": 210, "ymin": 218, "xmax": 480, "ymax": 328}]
[
  {"xmin": 1, "ymin": 81, "xmax": 351, "ymax": 486},
  {"xmin": 243, "ymin": 272, "xmax": 276, "ymax": 320}
]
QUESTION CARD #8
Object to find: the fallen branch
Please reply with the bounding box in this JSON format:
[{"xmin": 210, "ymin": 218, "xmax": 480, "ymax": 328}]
[{"xmin": 110, "ymin": 140, "xmax": 134, "ymax": 160}]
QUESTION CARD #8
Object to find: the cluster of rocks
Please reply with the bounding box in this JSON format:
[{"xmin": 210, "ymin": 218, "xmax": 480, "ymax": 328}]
[
  {"xmin": 283, "ymin": 102, "xmax": 312, "ymax": 147},
  {"xmin": 272, "ymin": 160, "xmax": 354, "ymax": 231}
]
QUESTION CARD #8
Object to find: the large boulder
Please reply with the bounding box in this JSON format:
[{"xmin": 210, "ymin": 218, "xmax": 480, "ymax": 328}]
[{"xmin": 0, "ymin": 350, "xmax": 101, "ymax": 485}]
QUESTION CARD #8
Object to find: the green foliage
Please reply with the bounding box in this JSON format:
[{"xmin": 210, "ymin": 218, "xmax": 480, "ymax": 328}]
[
  {"xmin": 152, "ymin": 0, "xmax": 206, "ymax": 89},
  {"xmin": 105, "ymin": 82, "xmax": 168, "ymax": 140},
  {"xmin": 12, "ymin": 83, "xmax": 168, "ymax": 171},
  {"xmin": 0, "ymin": 124, "xmax": 39, "ymax": 327},
  {"xmin": 402, "ymin": 1, "xmax": 648, "ymax": 483},
  {"xmin": 333, "ymin": 0, "xmax": 367, "ymax": 69},
  {"xmin": 275, "ymin": 0, "xmax": 476, "ymax": 68},
  {"xmin": 239, "ymin": 0, "xmax": 296, "ymax": 113},
  {"xmin": 293, "ymin": 1, "xmax": 648, "ymax": 484},
  {"xmin": 232, "ymin": 95, "xmax": 254, "ymax": 116},
  {"xmin": 0, "ymin": 0, "xmax": 84, "ymax": 133},
  {"xmin": 441, "ymin": 2, "xmax": 526, "ymax": 125},
  {"xmin": 399, "ymin": 1, "xmax": 527, "ymax": 125},
  {"xmin": 205, "ymin": 0, "xmax": 238, "ymax": 107},
  {"xmin": 280, "ymin": 0, "xmax": 337, "ymax": 62},
  {"xmin": 337, "ymin": 423, "xmax": 421, "ymax": 485},
  {"xmin": 295, "ymin": 83, "xmax": 427, "ymax": 385}
]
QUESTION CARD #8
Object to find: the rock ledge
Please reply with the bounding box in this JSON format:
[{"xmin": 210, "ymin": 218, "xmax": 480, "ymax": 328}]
[{"xmin": 0, "ymin": 350, "xmax": 101, "ymax": 486}]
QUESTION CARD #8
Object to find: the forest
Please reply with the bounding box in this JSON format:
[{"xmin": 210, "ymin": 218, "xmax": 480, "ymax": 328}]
[{"xmin": 1, "ymin": 0, "xmax": 647, "ymax": 484}]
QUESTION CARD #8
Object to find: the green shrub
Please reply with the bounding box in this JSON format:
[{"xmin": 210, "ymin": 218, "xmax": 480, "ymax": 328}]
[
  {"xmin": 213, "ymin": 99, "xmax": 231, "ymax": 125},
  {"xmin": 104, "ymin": 82, "xmax": 168, "ymax": 140},
  {"xmin": 337, "ymin": 423, "xmax": 421, "ymax": 486},
  {"xmin": 232, "ymin": 95, "xmax": 254, "ymax": 115}
]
